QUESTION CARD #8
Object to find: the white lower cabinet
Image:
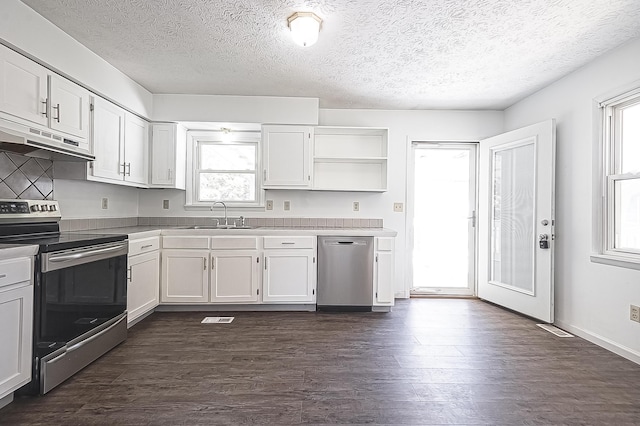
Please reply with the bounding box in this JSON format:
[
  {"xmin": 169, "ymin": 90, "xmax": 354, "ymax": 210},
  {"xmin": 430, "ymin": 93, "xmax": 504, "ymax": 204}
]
[
  {"xmin": 161, "ymin": 250, "xmax": 209, "ymax": 303},
  {"xmin": 374, "ymin": 237, "xmax": 395, "ymax": 306},
  {"xmin": 127, "ymin": 250, "xmax": 160, "ymax": 325},
  {"xmin": 210, "ymin": 250, "xmax": 260, "ymax": 303},
  {"xmin": 0, "ymin": 257, "xmax": 33, "ymax": 406},
  {"xmin": 262, "ymin": 236, "xmax": 316, "ymax": 303}
]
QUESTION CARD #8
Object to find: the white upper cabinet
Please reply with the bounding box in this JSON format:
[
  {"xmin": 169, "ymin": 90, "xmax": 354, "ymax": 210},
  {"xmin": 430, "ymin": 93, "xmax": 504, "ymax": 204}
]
[
  {"xmin": 149, "ymin": 123, "xmax": 187, "ymax": 189},
  {"xmin": 48, "ymin": 74, "xmax": 90, "ymax": 141},
  {"xmin": 89, "ymin": 97, "xmax": 148, "ymax": 187},
  {"xmin": 123, "ymin": 113, "xmax": 148, "ymax": 185},
  {"xmin": 91, "ymin": 97, "xmax": 124, "ymax": 181},
  {"xmin": 0, "ymin": 45, "xmax": 90, "ymax": 144},
  {"xmin": 313, "ymin": 127, "xmax": 388, "ymax": 192},
  {"xmin": 0, "ymin": 45, "xmax": 48, "ymax": 127},
  {"xmin": 262, "ymin": 125, "xmax": 313, "ymax": 189}
]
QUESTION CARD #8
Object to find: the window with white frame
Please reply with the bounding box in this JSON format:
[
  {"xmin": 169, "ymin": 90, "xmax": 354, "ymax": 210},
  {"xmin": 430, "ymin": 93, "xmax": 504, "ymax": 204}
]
[
  {"xmin": 600, "ymin": 88, "xmax": 640, "ymax": 261},
  {"xmin": 186, "ymin": 131, "xmax": 261, "ymax": 207}
]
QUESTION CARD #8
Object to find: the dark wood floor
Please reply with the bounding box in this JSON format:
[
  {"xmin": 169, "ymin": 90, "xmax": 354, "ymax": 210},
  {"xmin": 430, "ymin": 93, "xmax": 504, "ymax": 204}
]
[{"xmin": 3, "ymin": 299, "xmax": 640, "ymax": 425}]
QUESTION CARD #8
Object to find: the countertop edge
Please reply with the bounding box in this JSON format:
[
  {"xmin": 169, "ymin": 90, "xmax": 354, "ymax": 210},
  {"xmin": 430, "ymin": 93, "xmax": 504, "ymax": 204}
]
[{"xmin": 0, "ymin": 244, "xmax": 39, "ymax": 260}]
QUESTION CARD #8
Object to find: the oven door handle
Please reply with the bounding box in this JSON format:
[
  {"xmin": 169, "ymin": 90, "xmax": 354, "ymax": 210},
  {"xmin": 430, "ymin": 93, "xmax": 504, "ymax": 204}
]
[{"xmin": 48, "ymin": 244, "xmax": 126, "ymax": 262}]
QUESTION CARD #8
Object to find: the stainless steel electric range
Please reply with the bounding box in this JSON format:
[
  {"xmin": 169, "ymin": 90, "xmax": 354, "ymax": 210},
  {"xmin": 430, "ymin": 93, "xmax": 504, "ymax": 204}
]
[{"xmin": 0, "ymin": 199, "xmax": 128, "ymax": 394}]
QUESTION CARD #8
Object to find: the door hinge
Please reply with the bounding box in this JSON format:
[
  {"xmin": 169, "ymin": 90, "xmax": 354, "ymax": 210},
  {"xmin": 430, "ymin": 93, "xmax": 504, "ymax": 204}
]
[
  {"xmin": 313, "ymin": 257, "xmax": 316, "ymax": 263},
  {"xmin": 204, "ymin": 258, "xmax": 207, "ymax": 270},
  {"xmin": 257, "ymin": 256, "xmax": 260, "ymax": 263},
  {"xmin": 264, "ymin": 259, "xmax": 267, "ymax": 270},
  {"xmin": 308, "ymin": 175, "xmax": 311, "ymax": 181},
  {"xmin": 375, "ymin": 255, "xmax": 378, "ymax": 262},
  {"xmin": 257, "ymin": 288, "xmax": 260, "ymax": 295},
  {"xmin": 312, "ymin": 289, "xmax": 315, "ymax": 295},
  {"xmin": 89, "ymin": 103, "xmax": 94, "ymax": 112}
]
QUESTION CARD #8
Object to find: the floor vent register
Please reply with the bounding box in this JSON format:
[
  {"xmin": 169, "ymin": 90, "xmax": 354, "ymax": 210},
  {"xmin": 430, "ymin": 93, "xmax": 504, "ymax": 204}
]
[
  {"xmin": 537, "ymin": 323, "xmax": 574, "ymax": 337},
  {"xmin": 201, "ymin": 317, "xmax": 235, "ymax": 324}
]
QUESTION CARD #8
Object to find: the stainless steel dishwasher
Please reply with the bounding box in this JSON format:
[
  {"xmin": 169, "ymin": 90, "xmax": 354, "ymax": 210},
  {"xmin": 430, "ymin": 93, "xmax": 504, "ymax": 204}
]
[{"xmin": 317, "ymin": 236, "xmax": 374, "ymax": 311}]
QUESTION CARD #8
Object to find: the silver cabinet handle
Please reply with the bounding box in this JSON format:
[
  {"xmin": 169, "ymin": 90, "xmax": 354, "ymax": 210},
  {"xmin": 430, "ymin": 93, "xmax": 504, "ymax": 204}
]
[
  {"xmin": 0, "ymin": 274, "xmax": 6, "ymax": 279},
  {"xmin": 203, "ymin": 258, "xmax": 207, "ymax": 270},
  {"xmin": 53, "ymin": 103, "xmax": 60, "ymax": 122},
  {"xmin": 168, "ymin": 168, "xmax": 172, "ymax": 180},
  {"xmin": 119, "ymin": 163, "xmax": 125, "ymax": 175},
  {"xmin": 127, "ymin": 266, "xmax": 132, "ymax": 282},
  {"xmin": 281, "ymin": 242, "xmax": 296, "ymax": 245},
  {"xmin": 125, "ymin": 163, "xmax": 131, "ymax": 176},
  {"xmin": 41, "ymin": 99, "xmax": 48, "ymax": 117},
  {"xmin": 141, "ymin": 244, "xmax": 153, "ymax": 249}
]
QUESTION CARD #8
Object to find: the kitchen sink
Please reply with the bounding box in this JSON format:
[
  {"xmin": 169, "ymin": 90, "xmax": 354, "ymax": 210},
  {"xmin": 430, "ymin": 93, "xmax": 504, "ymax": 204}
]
[{"xmin": 181, "ymin": 225, "xmax": 255, "ymax": 230}]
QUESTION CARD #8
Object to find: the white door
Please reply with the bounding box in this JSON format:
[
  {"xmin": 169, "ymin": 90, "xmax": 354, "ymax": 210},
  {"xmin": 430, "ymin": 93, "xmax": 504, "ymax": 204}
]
[
  {"xmin": 0, "ymin": 45, "xmax": 48, "ymax": 127},
  {"xmin": 210, "ymin": 251, "xmax": 259, "ymax": 303},
  {"xmin": 49, "ymin": 75, "xmax": 90, "ymax": 140},
  {"xmin": 127, "ymin": 251, "xmax": 159, "ymax": 325},
  {"xmin": 91, "ymin": 97, "xmax": 125, "ymax": 181},
  {"xmin": 151, "ymin": 124, "xmax": 176, "ymax": 186},
  {"xmin": 409, "ymin": 143, "xmax": 477, "ymax": 296},
  {"xmin": 262, "ymin": 251, "xmax": 315, "ymax": 303},
  {"xmin": 478, "ymin": 119, "xmax": 555, "ymax": 323},
  {"xmin": 161, "ymin": 250, "xmax": 209, "ymax": 303},
  {"xmin": 262, "ymin": 125, "xmax": 312, "ymax": 188},
  {"xmin": 123, "ymin": 112, "xmax": 148, "ymax": 185}
]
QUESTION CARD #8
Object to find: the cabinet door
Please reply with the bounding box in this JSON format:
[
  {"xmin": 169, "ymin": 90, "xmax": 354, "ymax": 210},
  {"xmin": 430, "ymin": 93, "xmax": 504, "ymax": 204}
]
[
  {"xmin": 161, "ymin": 250, "xmax": 209, "ymax": 303},
  {"xmin": 263, "ymin": 250, "xmax": 315, "ymax": 303},
  {"xmin": 262, "ymin": 125, "xmax": 312, "ymax": 188},
  {"xmin": 49, "ymin": 74, "xmax": 90, "ymax": 140},
  {"xmin": 123, "ymin": 113, "xmax": 148, "ymax": 185},
  {"xmin": 0, "ymin": 45, "xmax": 48, "ymax": 127},
  {"xmin": 210, "ymin": 250, "xmax": 259, "ymax": 303},
  {"xmin": 150, "ymin": 124, "xmax": 176, "ymax": 186},
  {"xmin": 0, "ymin": 283, "xmax": 33, "ymax": 398},
  {"xmin": 91, "ymin": 97, "xmax": 125, "ymax": 181},
  {"xmin": 374, "ymin": 251, "xmax": 395, "ymax": 305},
  {"xmin": 127, "ymin": 251, "xmax": 159, "ymax": 325}
]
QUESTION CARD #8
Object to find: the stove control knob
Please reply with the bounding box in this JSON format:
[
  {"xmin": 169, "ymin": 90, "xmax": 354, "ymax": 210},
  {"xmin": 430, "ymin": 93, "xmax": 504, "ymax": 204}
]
[
  {"xmin": 41, "ymin": 204, "xmax": 48, "ymax": 211},
  {"xmin": 49, "ymin": 205, "xmax": 57, "ymax": 211},
  {"xmin": 31, "ymin": 205, "xmax": 40, "ymax": 212}
]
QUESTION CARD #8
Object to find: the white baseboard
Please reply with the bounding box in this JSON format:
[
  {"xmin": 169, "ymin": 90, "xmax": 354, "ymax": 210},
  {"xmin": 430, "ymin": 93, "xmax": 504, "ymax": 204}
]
[{"xmin": 554, "ymin": 319, "xmax": 640, "ymax": 365}]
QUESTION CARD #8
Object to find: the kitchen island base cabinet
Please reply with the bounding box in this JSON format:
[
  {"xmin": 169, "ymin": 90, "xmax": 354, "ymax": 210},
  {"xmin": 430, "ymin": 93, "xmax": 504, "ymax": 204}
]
[
  {"xmin": 161, "ymin": 250, "xmax": 209, "ymax": 303},
  {"xmin": 210, "ymin": 251, "xmax": 260, "ymax": 303},
  {"xmin": 262, "ymin": 251, "xmax": 316, "ymax": 303}
]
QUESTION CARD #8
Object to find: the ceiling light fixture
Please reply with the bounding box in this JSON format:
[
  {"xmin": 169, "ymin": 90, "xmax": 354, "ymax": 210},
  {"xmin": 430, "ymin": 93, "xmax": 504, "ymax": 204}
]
[{"xmin": 287, "ymin": 12, "xmax": 322, "ymax": 47}]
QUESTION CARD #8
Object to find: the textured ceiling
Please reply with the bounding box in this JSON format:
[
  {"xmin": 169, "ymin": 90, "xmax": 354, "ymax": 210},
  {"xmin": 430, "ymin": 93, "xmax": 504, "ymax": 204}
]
[{"xmin": 20, "ymin": 0, "xmax": 640, "ymax": 110}]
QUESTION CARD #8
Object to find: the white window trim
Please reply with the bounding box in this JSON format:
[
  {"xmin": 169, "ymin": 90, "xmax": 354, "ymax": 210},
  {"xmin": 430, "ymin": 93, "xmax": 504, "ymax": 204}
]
[
  {"xmin": 591, "ymin": 81, "xmax": 640, "ymax": 269},
  {"xmin": 185, "ymin": 130, "xmax": 264, "ymax": 209}
]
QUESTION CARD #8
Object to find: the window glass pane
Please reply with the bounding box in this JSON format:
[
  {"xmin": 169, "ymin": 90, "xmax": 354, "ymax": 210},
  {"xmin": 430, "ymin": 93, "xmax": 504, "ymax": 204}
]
[
  {"xmin": 621, "ymin": 102, "xmax": 640, "ymax": 174},
  {"xmin": 615, "ymin": 178, "xmax": 640, "ymax": 251},
  {"xmin": 199, "ymin": 173, "xmax": 255, "ymax": 202},
  {"xmin": 490, "ymin": 142, "xmax": 535, "ymax": 293},
  {"xmin": 200, "ymin": 144, "xmax": 256, "ymax": 171}
]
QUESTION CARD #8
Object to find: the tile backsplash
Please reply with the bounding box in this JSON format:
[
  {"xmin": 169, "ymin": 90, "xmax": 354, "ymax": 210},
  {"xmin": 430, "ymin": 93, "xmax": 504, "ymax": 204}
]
[{"xmin": 0, "ymin": 151, "xmax": 53, "ymax": 199}]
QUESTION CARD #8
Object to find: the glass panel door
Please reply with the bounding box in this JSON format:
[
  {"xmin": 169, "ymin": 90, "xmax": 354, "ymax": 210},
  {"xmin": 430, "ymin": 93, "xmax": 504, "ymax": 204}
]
[{"xmin": 410, "ymin": 143, "xmax": 476, "ymax": 296}]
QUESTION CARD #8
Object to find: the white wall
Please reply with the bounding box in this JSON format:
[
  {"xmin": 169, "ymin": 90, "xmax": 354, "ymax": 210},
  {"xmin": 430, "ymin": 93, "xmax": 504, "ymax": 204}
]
[
  {"xmin": 0, "ymin": 0, "xmax": 153, "ymax": 117},
  {"xmin": 139, "ymin": 109, "xmax": 504, "ymax": 297},
  {"xmin": 54, "ymin": 179, "xmax": 139, "ymax": 220},
  {"xmin": 504, "ymin": 37, "xmax": 640, "ymax": 361},
  {"xmin": 153, "ymin": 94, "xmax": 319, "ymax": 125}
]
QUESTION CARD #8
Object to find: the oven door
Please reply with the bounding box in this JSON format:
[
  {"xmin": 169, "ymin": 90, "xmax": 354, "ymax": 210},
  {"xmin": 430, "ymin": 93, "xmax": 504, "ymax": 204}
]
[{"xmin": 38, "ymin": 241, "xmax": 128, "ymax": 351}]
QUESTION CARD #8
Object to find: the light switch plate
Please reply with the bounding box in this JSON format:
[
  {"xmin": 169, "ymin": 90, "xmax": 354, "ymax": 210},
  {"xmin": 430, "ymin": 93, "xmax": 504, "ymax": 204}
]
[
  {"xmin": 266, "ymin": 200, "xmax": 273, "ymax": 210},
  {"xmin": 284, "ymin": 200, "xmax": 291, "ymax": 211},
  {"xmin": 393, "ymin": 202, "xmax": 404, "ymax": 212}
]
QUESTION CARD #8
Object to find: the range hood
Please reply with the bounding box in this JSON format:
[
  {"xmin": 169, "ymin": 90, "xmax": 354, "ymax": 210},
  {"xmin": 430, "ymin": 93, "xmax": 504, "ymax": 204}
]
[{"xmin": 0, "ymin": 118, "xmax": 94, "ymax": 162}]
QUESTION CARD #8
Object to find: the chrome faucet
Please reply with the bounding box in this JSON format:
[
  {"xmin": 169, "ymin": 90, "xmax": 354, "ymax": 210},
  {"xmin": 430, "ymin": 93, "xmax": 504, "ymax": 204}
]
[{"xmin": 211, "ymin": 201, "xmax": 228, "ymax": 226}]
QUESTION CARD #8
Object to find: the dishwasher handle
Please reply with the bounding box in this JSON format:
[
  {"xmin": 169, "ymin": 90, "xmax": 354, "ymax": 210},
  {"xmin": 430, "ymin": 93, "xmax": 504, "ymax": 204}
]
[{"xmin": 325, "ymin": 240, "xmax": 368, "ymax": 246}]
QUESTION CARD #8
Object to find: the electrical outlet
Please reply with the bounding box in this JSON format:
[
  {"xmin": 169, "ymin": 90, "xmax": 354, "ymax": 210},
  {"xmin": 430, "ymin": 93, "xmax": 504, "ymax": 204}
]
[
  {"xmin": 631, "ymin": 305, "xmax": 640, "ymax": 322},
  {"xmin": 266, "ymin": 200, "xmax": 273, "ymax": 210},
  {"xmin": 393, "ymin": 202, "xmax": 404, "ymax": 212},
  {"xmin": 163, "ymin": 199, "xmax": 170, "ymax": 209},
  {"xmin": 284, "ymin": 200, "xmax": 291, "ymax": 211},
  {"xmin": 101, "ymin": 198, "xmax": 108, "ymax": 209},
  {"xmin": 353, "ymin": 201, "xmax": 360, "ymax": 212}
]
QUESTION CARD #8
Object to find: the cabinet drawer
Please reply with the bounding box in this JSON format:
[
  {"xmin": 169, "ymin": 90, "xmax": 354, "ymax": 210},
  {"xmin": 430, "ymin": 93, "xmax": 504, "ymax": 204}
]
[
  {"xmin": 162, "ymin": 236, "xmax": 210, "ymax": 249},
  {"xmin": 263, "ymin": 236, "xmax": 315, "ymax": 249},
  {"xmin": 0, "ymin": 257, "xmax": 31, "ymax": 289},
  {"xmin": 129, "ymin": 236, "xmax": 160, "ymax": 256},
  {"xmin": 210, "ymin": 236, "xmax": 259, "ymax": 250},
  {"xmin": 376, "ymin": 237, "xmax": 394, "ymax": 251}
]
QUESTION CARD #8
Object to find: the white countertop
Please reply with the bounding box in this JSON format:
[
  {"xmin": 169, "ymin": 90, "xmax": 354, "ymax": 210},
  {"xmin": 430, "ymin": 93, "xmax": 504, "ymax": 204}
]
[
  {"xmin": 0, "ymin": 244, "xmax": 38, "ymax": 260},
  {"xmin": 76, "ymin": 226, "xmax": 397, "ymax": 239}
]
